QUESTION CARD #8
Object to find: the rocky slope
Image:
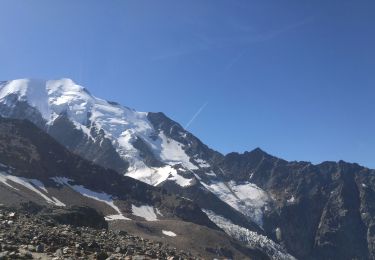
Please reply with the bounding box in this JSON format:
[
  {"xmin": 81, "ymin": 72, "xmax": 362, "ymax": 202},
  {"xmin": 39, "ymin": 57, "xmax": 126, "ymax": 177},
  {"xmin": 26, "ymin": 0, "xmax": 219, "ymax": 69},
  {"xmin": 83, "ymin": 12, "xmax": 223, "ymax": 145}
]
[
  {"xmin": 0, "ymin": 205, "xmax": 201, "ymax": 259},
  {"xmin": 0, "ymin": 78, "xmax": 374, "ymax": 259}
]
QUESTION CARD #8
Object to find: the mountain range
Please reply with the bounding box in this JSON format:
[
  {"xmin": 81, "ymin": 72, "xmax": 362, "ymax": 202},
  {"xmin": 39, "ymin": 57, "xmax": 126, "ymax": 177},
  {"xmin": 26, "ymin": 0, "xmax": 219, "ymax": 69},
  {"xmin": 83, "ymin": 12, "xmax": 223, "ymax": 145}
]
[{"xmin": 0, "ymin": 78, "xmax": 374, "ymax": 259}]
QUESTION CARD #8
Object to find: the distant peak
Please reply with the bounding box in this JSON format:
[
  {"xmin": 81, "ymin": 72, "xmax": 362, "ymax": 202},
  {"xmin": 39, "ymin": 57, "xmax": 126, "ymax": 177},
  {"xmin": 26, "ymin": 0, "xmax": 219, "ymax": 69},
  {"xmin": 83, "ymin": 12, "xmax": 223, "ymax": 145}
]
[
  {"xmin": 251, "ymin": 147, "xmax": 266, "ymax": 154},
  {"xmin": 242, "ymin": 147, "xmax": 278, "ymax": 161},
  {"xmin": 244, "ymin": 147, "xmax": 270, "ymax": 158},
  {"xmin": 224, "ymin": 147, "xmax": 268, "ymax": 158}
]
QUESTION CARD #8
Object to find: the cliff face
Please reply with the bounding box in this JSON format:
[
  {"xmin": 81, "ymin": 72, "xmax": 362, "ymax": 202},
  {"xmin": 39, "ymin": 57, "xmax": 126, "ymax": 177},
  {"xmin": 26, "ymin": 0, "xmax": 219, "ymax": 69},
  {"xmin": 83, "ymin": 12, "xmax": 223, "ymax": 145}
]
[{"xmin": 216, "ymin": 150, "xmax": 374, "ymax": 259}]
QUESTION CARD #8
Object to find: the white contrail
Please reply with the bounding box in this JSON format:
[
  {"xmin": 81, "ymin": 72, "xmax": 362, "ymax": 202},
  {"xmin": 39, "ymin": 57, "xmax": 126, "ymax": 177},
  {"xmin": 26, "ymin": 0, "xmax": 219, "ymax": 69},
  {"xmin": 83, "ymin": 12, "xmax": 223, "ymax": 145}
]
[{"xmin": 185, "ymin": 102, "xmax": 208, "ymax": 130}]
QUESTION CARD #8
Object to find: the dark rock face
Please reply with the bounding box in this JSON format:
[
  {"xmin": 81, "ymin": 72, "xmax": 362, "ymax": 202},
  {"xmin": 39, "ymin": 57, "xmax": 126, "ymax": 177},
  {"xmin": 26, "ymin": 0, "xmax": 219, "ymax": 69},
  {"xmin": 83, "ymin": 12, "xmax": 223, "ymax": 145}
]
[
  {"xmin": 312, "ymin": 165, "xmax": 368, "ymax": 259},
  {"xmin": 214, "ymin": 150, "xmax": 375, "ymax": 260},
  {"xmin": 40, "ymin": 206, "xmax": 108, "ymax": 229}
]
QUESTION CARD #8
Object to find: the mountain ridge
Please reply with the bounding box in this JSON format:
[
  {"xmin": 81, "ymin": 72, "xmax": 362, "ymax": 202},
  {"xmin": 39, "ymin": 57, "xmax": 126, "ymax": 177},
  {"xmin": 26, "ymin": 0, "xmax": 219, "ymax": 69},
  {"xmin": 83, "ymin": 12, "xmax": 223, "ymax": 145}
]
[
  {"xmin": 0, "ymin": 78, "xmax": 371, "ymax": 170},
  {"xmin": 1, "ymin": 78, "xmax": 374, "ymax": 259}
]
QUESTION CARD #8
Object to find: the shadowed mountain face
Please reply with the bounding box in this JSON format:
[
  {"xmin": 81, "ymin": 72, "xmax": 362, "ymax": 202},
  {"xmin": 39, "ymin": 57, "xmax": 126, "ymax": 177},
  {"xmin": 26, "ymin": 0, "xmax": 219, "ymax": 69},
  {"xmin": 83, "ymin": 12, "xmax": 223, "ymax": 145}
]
[
  {"xmin": 0, "ymin": 78, "xmax": 374, "ymax": 259},
  {"xmin": 215, "ymin": 150, "xmax": 375, "ymax": 259}
]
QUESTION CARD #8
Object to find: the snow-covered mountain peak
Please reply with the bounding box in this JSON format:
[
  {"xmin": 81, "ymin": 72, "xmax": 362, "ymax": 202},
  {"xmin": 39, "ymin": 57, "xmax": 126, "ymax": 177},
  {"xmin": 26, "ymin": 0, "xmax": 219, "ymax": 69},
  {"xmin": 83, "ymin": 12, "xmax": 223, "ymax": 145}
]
[
  {"xmin": 0, "ymin": 78, "xmax": 147, "ymax": 125},
  {"xmin": 0, "ymin": 78, "xmax": 197, "ymax": 175},
  {"xmin": 0, "ymin": 78, "xmax": 93, "ymax": 123}
]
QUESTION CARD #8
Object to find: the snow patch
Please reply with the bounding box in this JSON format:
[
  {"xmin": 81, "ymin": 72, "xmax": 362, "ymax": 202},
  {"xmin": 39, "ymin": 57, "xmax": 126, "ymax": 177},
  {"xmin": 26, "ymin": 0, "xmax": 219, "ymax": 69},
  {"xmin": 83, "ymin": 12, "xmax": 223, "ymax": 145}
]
[
  {"xmin": 28, "ymin": 179, "xmax": 48, "ymax": 193},
  {"xmin": 126, "ymin": 165, "xmax": 193, "ymax": 187},
  {"xmin": 155, "ymin": 208, "xmax": 163, "ymax": 216},
  {"xmin": 104, "ymin": 215, "xmax": 130, "ymax": 221},
  {"xmin": 201, "ymin": 181, "xmax": 270, "ymax": 227},
  {"xmin": 287, "ymin": 196, "xmax": 295, "ymax": 203},
  {"xmin": 131, "ymin": 204, "xmax": 158, "ymax": 221},
  {"xmin": 148, "ymin": 132, "xmax": 198, "ymax": 170},
  {"xmin": 162, "ymin": 230, "xmax": 177, "ymax": 237},
  {"xmin": 195, "ymin": 158, "xmax": 210, "ymax": 168},
  {"xmin": 205, "ymin": 170, "xmax": 217, "ymax": 177}
]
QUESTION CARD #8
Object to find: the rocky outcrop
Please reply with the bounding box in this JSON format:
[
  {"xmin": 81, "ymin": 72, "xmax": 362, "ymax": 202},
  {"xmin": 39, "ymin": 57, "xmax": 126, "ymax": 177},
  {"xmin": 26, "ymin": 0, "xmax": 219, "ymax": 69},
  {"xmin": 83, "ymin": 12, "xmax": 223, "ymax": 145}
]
[{"xmin": 40, "ymin": 206, "xmax": 108, "ymax": 230}]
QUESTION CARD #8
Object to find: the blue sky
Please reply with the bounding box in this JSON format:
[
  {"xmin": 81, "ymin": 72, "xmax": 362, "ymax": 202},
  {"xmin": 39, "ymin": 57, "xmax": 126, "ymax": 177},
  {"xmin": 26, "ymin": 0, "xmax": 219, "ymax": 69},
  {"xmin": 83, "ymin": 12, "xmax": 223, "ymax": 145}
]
[{"xmin": 1, "ymin": 0, "xmax": 374, "ymax": 168}]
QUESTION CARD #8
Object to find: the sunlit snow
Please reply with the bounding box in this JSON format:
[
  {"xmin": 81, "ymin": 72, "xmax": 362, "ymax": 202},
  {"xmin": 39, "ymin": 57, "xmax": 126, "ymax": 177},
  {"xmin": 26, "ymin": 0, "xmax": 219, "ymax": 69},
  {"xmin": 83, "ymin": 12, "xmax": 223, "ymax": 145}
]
[
  {"xmin": 162, "ymin": 230, "xmax": 177, "ymax": 237},
  {"xmin": 131, "ymin": 204, "xmax": 159, "ymax": 221},
  {"xmin": 201, "ymin": 180, "xmax": 270, "ymax": 226},
  {"xmin": 287, "ymin": 196, "xmax": 295, "ymax": 203},
  {"xmin": 126, "ymin": 165, "xmax": 193, "ymax": 187}
]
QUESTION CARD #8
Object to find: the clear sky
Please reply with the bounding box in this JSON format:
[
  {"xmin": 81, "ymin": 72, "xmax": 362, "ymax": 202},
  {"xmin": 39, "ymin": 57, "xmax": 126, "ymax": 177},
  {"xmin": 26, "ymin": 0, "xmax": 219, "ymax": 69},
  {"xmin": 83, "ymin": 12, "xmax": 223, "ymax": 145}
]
[{"xmin": 0, "ymin": 0, "xmax": 374, "ymax": 168}]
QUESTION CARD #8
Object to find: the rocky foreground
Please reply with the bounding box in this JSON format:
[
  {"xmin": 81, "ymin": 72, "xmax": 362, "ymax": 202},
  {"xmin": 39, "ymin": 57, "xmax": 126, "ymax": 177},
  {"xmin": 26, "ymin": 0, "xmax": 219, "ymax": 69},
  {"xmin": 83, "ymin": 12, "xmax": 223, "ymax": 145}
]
[{"xmin": 0, "ymin": 206, "xmax": 198, "ymax": 260}]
